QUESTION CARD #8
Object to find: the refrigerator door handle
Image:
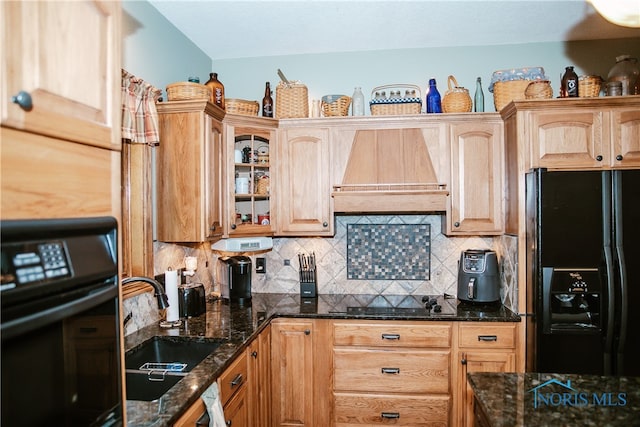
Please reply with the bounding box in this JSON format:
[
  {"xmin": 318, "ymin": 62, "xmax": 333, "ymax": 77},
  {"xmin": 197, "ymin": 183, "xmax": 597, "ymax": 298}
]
[
  {"xmin": 612, "ymin": 170, "xmax": 627, "ymax": 374},
  {"xmin": 602, "ymin": 172, "xmax": 615, "ymax": 376}
]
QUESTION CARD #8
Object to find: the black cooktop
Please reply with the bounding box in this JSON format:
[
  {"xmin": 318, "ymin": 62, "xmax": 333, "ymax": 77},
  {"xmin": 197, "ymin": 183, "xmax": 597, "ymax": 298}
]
[{"xmin": 346, "ymin": 294, "xmax": 457, "ymax": 317}]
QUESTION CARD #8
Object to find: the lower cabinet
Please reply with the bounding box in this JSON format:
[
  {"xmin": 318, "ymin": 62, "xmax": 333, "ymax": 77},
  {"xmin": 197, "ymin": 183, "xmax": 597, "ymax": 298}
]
[
  {"xmin": 219, "ymin": 350, "xmax": 249, "ymax": 426},
  {"xmin": 270, "ymin": 318, "xmax": 332, "ymax": 426},
  {"xmin": 332, "ymin": 320, "xmax": 452, "ymax": 426},
  {"xmin": 454, "ymin": 323, "xmax": 516, "ymax": 427},
  {"xmin": 248, "ymin": 324, "xmax": 271, "ymax": 427}
]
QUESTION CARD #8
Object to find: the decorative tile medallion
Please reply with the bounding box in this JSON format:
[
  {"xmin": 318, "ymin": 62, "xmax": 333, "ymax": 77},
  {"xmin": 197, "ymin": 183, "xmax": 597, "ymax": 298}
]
[{"xmin": 347, "ymin": 223, "xmax": 430, "ymax": 280}]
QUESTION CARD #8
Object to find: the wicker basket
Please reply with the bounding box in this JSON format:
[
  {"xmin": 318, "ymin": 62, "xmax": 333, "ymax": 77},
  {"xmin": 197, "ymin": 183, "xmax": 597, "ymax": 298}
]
[
  {"xmin": 166, "ymin": 82, "xmax": 211, "ymax": 101},
  {"xmin": 226, "ymin": 98, "xmax": 259, "ymax": 116},
  {"xmin": 370, "ymin": 84, "xmax": 422, "ymax": 115},
  {"xmin": 275, "ymin": 82, "xmax": 309, "ymax": 118},
  {"xmin": 524, "ymin": 80, "xmax": 553, "ymax": 100},
  {"xmin": 322, "ymin": 95, "xmax": 351, "ymax": 117},
  {"xmin": 442, "ymin": 75, "xmax": 472, "ymax": 113},
  {"xmin": 493, "ymin": 80, "xmax": 532, "ymax": 111},
  {"xmin": 579, "ymin": 75, "xmax": 603, "ymax": 97}
]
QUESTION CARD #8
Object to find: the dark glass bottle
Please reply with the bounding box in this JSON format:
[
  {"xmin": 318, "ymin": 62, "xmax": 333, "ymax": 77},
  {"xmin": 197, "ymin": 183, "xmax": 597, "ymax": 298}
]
[
  {"xmin": 205, "ymin": 72, "xmax": 225, "ymax": 109},
  {"xmin": 262, "ymin": 82, "xmax": 273, "ymax": 117},
  {"xmin": 474, "ymin": 77, "xmax": 485, "ymax": 112},
  {"xmin": 561, "ymin": 66, "xmax": 579, "ymax": 98},
  {"xmin": 426, "ymin": 78, "xmax": 442, "ymax": 113}
]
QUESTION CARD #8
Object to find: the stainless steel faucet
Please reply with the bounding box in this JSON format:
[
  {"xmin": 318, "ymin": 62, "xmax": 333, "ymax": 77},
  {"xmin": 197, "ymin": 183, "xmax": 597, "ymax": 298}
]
[{"xmin": 121, "ymin": 276, "xmax": 170, "ymax": 309}]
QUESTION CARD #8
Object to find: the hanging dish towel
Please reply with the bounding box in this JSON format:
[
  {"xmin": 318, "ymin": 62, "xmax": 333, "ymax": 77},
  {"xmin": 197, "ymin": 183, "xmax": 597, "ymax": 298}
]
[{"xmin": 201, "ymin": 382, "xmax": 226, "ymax": 427}]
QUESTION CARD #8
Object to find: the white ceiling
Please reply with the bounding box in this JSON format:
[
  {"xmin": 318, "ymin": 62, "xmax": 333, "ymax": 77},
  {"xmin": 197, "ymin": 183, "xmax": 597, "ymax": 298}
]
[{"xmin": 148, "ymin": 0, "xmax": 640, "ymax": 60}]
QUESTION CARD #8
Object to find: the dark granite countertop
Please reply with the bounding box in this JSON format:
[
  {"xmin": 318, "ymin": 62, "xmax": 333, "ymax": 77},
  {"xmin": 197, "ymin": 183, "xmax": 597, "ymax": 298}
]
[
  {"xmin": 468, "ymin": 372, "xmax": 640, "ymax": 427},
  {"xmin": 124, "ymin": 293, "xmax": 520, "ymax": 426}
]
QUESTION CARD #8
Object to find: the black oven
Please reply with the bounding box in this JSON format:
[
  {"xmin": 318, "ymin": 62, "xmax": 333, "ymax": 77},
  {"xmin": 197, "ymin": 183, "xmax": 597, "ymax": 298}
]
[{"xmin": 1, "ymin": 217, "xmax": 123, "ymax": 426}]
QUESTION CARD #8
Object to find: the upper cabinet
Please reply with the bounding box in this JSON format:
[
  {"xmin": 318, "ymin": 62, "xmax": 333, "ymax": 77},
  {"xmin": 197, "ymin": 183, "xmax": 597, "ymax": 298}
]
[
  {"xmin": 0, "ymin": 0, "xmax": 121, "ymax": 221},
  {"xmin": 1, "ymin": 0, "xmax": 121, "ymax": 150},
  {"xmin": 445, "ymin": 118, "xmax": 504, "ymax": 235},
  {"xmin": 276, "ymin": 125, "xmax": 333, "ymax": 236},
  {"xmin": 502, "ymin": 97, "xmax": 640, "ymax": 171},
  {"xmin": 156, "ymin": 100, "xmax": 224, "ymax": 243},
  {"xmin": 223, "ymin": 114, "xmax": 278, "ymax": 237}
]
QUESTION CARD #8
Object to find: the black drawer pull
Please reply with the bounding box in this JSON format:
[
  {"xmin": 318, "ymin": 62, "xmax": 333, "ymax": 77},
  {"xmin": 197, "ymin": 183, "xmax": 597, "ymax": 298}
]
[
  {"xmin": 230, "ymin": 373, "xmax": 243, "ymax": 387},
  {"xmin": 381, "ymin": 412, "xmax": 400, "ymax": 419},
  {"xmin": 381, "ymin": 333, "xmax": 400, "ymax": 340},
  {"xmin": 381, "ymin": 367, "xmax": 400, "ymax": 375},
  {"xmin": 478, "ymin": 335, "xmax": 498, "ymax": 342}
]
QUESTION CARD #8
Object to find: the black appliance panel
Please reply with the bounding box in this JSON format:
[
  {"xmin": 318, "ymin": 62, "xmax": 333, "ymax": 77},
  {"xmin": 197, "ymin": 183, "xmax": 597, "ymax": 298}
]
[{"xmin": 0, "ymin": 217, "xmax": 123, "ymax": 426}]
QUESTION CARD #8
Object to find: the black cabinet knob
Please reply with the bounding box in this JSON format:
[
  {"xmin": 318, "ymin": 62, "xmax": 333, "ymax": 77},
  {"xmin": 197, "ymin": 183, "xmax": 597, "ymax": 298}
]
[
  {"xmin": 322, "ymin": 222, "xmax": 328, "ymax": 227},
  {"xmin": 616, "ymin": 155, "xmax": 623, "ymax": 161},
  {"xmin": 251, "ymin": 351, "xmax": 258, "ymax": 358},
  {"xmin": 304, "ymin": 329, "xmax": 311, "ymax": 335},
  {"xmin": 230, "ymin": 224, "xmax": 236, "ymax": 230},
  {"xmin": 596, "ymin": 155, "xmax": 603, "ymax": 161},
  {"xmin": 454, "ymin": 222, "xmax": 460, "ymax": 228},
  {"xmin": 11, "ymin": 90, "xmax": 33, "ymax": 111}
]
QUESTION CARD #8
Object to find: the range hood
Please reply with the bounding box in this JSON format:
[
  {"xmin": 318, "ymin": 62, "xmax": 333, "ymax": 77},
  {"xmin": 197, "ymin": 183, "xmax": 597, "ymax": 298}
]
[{"xmin": 332, "ymin": 128, "xmax": 448, "ymax": 213}]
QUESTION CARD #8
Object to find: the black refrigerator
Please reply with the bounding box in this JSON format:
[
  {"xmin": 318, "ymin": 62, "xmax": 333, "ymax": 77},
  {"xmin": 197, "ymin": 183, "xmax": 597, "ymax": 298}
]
[{"xmin": 526, "ymin": 168, "xmax": 640, "ymax": 376}]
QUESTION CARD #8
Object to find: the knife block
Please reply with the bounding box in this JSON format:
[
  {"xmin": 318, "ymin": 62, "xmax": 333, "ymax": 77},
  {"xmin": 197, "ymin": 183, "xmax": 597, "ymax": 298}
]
[{"xmin": 300, "ymin": 270, "xmax": 317, "ymax": 298}]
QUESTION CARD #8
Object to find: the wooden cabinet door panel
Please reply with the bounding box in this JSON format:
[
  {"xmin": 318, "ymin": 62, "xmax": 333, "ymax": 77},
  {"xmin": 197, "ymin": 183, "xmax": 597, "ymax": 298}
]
[
  {"xmin": 277, "ymin": 127, "xmax": 332, "ymax": 235},
  {"xmin": 611, "ymin": 109, "xmax": 640, "ymax": 168},
  {"xmin": 1, "ymin": 0, "xmax": 120, "ymax": 149},
  {"xmin": 459, "ymin": 351, "xmax": 514, "ymax": 427},
  {"xmin": 530, "ymin": 111, "xmax": 605, "ymax": 169},
  {"xmin": 271, "ymin": 319, "xmax": 314, "ymax": 426},
  {"xmin": 447, "ymin": 121, "xmax": 504, "ymax": 234}
]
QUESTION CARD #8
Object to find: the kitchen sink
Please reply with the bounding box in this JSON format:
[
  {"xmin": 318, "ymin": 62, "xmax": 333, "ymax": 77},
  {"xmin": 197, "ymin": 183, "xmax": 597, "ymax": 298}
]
[{"xmin": 125, "ymin": 336, "xmax": 223, "ymax": 401}]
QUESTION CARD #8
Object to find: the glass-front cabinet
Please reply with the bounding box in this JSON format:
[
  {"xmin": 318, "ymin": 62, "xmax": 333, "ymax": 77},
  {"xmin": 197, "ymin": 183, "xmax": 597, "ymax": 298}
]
[{"xmin": 223, "ymin": 115, "xmax": 277, "ymax": 237}]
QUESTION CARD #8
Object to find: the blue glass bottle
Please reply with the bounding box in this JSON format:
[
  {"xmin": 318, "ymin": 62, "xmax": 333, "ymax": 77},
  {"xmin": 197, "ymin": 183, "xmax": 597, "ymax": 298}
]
[{"xmin": 426, "ymin": 78, "xmax": 442, "ymax": 113}]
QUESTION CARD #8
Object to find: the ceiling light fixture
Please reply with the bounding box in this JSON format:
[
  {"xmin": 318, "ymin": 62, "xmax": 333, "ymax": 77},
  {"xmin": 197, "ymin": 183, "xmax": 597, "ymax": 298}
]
[{"xmin": 588, "ymin": 0, "xmax": 640, "ymax": 28}]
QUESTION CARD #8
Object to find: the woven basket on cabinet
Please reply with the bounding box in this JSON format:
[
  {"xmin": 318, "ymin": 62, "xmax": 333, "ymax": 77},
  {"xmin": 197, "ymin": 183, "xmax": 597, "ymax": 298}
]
[
  {"xmin": 226, "ymin": 99, "xmax": 260, "ymax": 116},
  {"xmin": 321, "ymin": 95, "xmax": 351, "ymax": 117},
  {"xmin": 275, "ymin": 82, "xmax": 309, "ymax": 118},
  {"xmin": 166, "ymin": 82, "xmax": 211, "ymax": 101},
  {"xmin": 442, "ymin": 75, "xmax": 472, "ymax": 113},
  {"xmin": 578, "ymin": 76, "xmax": 603, "ymax": 97},
  {"xmin": 524, "ymin": 81, "xmax": 553, "ymax": 100},
  {"xmin": 492, "ymin": 80, "xmax": 532, "ymax": 111}
]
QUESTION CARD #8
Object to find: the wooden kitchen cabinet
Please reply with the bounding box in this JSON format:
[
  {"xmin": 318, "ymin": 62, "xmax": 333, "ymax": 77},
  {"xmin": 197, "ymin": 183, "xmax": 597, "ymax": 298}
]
[
  {"xmin": 445, "ymin": 118, "xmax": 504, "ymax": 235},
  {"xmin": 270, "ymin": 318, "xmax": 331, "ymax": 427},
  {"xmin": 454, "ymin": 323, "xmax": 516, "ymax": 427},
  {"xmin": 1, "ymin": 0, "xmax": 121, "ymax": 150},
  {"xmin": 275, "ymin": 126, "xmax": 333, "ymax": 235},
  {"xmin": 248, "ymin": 325, "xmax": 271, "ymax": 427},
  {"xmin": 332, "ymin": 320, "xmax": 452, "ymax": 426},
  {"xmin": 223, "ymin": 114, "xmax": 278, "ymax": 237},
  {"xmin": 219, "ymin": 350, "xmax": 249, "ymax": 426},
  {"xmin": 503, "ymin": 98, "xmax": 640, "ymax": 171},
  {"xmin": 0, "ymin": 1, "xmax": 121, "ymax": 221},
  {"xmin": 156, "ymin": 100, "xmax": 224, "ymax": 243}
]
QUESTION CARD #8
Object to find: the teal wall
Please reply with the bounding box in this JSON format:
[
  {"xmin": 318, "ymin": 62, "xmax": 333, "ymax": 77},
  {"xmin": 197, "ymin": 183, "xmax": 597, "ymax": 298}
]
[{"xmin": 121, "ymin": 1, "xmax": 639, "ymax": 112}]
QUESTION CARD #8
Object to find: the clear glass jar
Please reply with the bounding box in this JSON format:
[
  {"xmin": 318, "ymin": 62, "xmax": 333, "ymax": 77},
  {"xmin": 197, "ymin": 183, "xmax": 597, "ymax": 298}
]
[{"xmin": 607, "ymin": 54, "xmax": 640, "ymax": 96}]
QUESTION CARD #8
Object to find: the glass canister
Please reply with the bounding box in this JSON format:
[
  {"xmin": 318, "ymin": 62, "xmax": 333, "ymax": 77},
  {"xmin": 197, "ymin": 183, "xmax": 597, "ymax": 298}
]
[{"xmin": 607, "ymin": 55, "xmax": 640, "ymax": 96}]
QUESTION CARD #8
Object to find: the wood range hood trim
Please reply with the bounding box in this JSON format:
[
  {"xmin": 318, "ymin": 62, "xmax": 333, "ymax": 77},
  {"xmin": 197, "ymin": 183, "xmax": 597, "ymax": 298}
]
[{"xmin": 331, "ymin": 128, "xmax": 449, "ymax": 213}]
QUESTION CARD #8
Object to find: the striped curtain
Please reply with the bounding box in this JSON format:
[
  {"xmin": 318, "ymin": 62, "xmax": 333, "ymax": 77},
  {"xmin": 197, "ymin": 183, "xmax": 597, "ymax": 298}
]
[{"xmin": 121, "ymin": 69, "xmax": 162, "ymax": 145}]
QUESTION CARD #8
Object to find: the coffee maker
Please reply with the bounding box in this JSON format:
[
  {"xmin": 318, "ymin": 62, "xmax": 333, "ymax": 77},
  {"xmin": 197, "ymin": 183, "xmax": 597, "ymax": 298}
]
[
  {"xmin": 457, "ymin": 249, "xmax": 500, "ymax": 304},
  {"xmin": 226, "ymin": 256, "xmax": 252, "ymax": 304}
]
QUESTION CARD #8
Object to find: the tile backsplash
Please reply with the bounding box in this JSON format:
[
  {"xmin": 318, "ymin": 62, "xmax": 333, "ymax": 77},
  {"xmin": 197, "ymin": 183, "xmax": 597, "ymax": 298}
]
[
  {"xmin": 123, "ymin": 214, "xmax": 518, "ymax": 334},
  {"xmin": 346, "ymin": 222, "xmax": 431, "ymax": 280}
]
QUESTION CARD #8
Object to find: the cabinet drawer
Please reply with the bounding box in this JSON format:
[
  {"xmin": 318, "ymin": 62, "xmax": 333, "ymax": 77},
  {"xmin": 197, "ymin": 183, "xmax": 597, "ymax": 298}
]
[
  {"xmin": 334, "ymin": 321, "xmax": 451, "ymax": 348},
  {"xmin": 334, "ymin": 349, "xmax": 449, "ymax": 394},
  {"xmin": 458, "ymin": 324, "xmax": 516, "ymax": 349},
  {"xmin": 334, "ymin": 392, "xmax": 449, "ymax": 426},
  {"xmin": 218, "ymin": 351, "xmax": 248, "ymax": 406}
]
